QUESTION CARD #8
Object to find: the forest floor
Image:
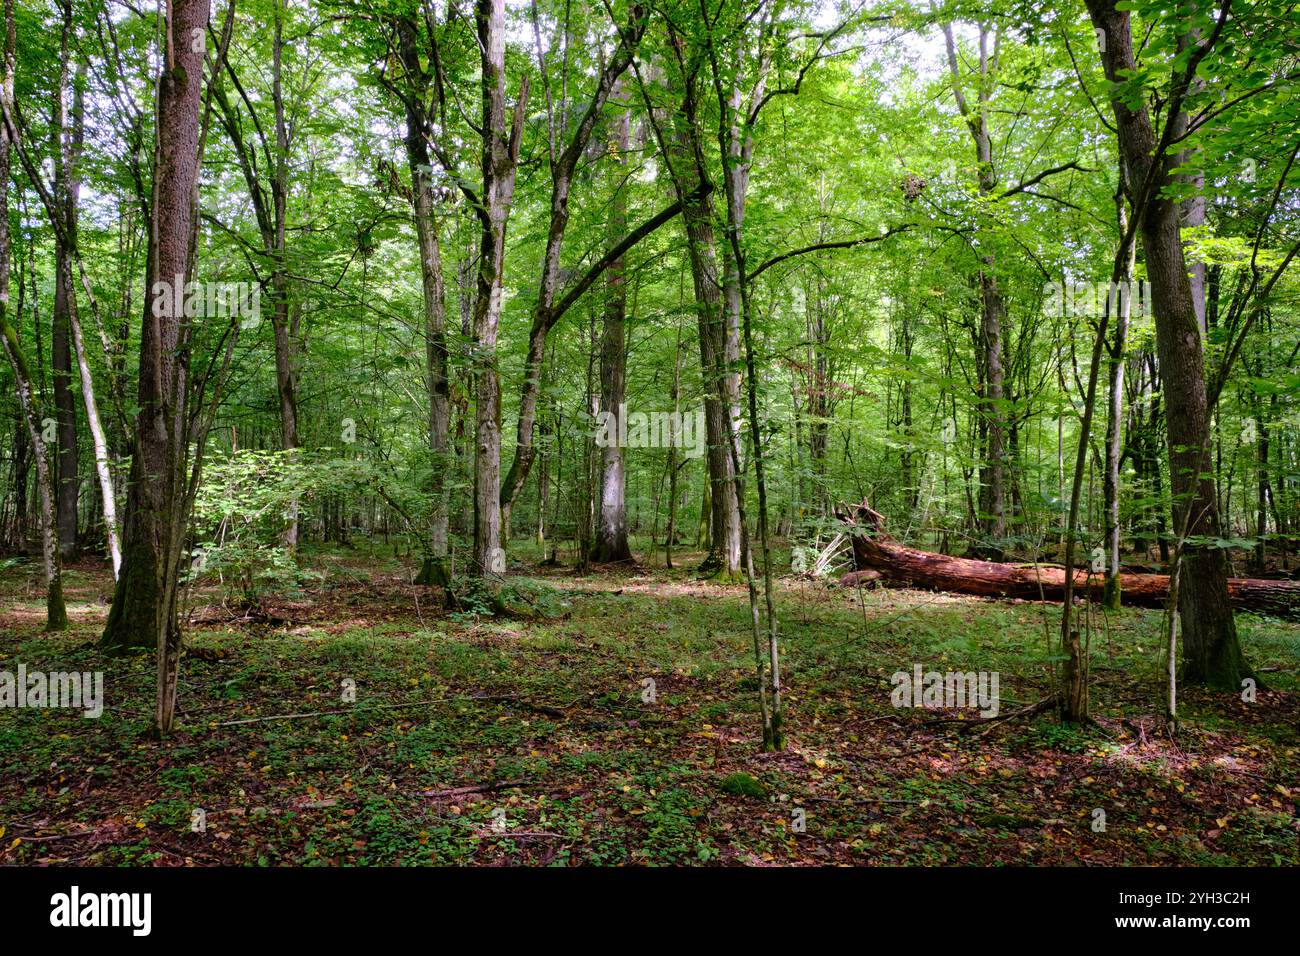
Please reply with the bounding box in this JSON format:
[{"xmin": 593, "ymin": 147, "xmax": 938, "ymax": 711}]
[{"xmin": 1, "ymin": 540, "xmax": 1297, "ymax": 866}]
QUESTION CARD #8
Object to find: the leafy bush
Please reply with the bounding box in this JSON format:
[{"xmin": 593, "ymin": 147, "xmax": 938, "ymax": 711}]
[{"xmin": 189, "ymin": 450, "xmax": 337, "ymax": 602}]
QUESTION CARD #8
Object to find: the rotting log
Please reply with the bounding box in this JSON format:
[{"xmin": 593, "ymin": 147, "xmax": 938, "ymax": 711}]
[{"xmin": 837, "ymin": 501, "xmax": 1300, "ymax": 619}]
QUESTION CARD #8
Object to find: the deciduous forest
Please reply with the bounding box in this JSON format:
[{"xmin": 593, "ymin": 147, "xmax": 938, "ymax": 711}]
[{"xmin": 0, "ymin": 0, "xmax": 1297, "ymax": 872}]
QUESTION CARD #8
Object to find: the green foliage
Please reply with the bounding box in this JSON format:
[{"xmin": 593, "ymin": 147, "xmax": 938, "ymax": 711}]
[
  {"xmin": 189, "ymin": 450, "xmax": 334, "ymax": 601},
  {"xmin": 1029, "ymin": 719, "xmax": 1096, "ymax": 754},
  {"xmin": 718, "ymin": 771, "xmax": 767, "ymax": 799},
  {"xmin": 498, "ymin": 579, "xmax": 570, "ymax": 618}
]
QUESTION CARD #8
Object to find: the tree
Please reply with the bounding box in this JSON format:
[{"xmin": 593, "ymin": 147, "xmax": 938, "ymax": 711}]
[
  {"xmin": 210, "ymin": 0, "xmax": 308, "ymax": 551},
  {"xmin": 385, "ymin": 11, "xmax": 454, "ymax": 588},
  {"xmin": 1085, "ymin": 0, "xmax": 1250, "ymax": 688},
  {"xmin": 500, "ymin": 3, "xmax": 675, "ymax": 544},
  {"xmin": 468, "ymin": 0, "xmax": 526, "ymax": 580},
  {"xmin": 940, "ymin": 16, "xmax": 1010, "ymax": 550},
  {"xmin": 590, "ymin": 73, "xmax": 634, "ymax": 565},
  {"xmin": 101, "ymin": 0, "xmax": 214, "ymax": 736},
  {"xmin": 0, "ymin": 0, "xmax": 65, "ymax": 629}
]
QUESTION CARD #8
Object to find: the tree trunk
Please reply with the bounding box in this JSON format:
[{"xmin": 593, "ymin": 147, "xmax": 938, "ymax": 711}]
[
  {"xmin": 212, "ymin": 5, "xmax": 300, "ymax": 550},
  {"xmin": 470, "ymin": 0, "xmax": 526, "ymax": 582},
  {"xmin": 6, "ymin": 18, "xmax": 121, "ymax": 578},
  {"xmin": 394, "ymin": 15, "xmax": 452, "ymax": 588},
  {"xmin": 1103, "ymin": 185, "xmax": 1134, "ymax": 609},
  {"xmin": 1087, "ymin": 0, "xmax": 1250, "ymax": 688},
  {"xmin": 101, "ymin": 0, "xmax": 211, "ymax": 725},
  {"xmin": 666, "ymin": 67, "xmax": 741, "ymax": 579},
  {"xmin": 1170, "ymin": 29, "xmax": 1208, "ymax": 336},
  {"xmin": 59, "ymin": 53, "xmax": 121, "ymax": 577},
  {"xmin": 976, "ymin": 266, "xmax": 1008, "ymax": 544},
  {"xmin": 665, "ymin": 320, "xmax": 683, "ymax": 569},
  {"xmin": 499, "ymin": 10, "xmax": 647, "ymax": 534},
  {"xmin": 1253, "ymin": 402, "xmax": 1271, "ymax": 574},
  {"xmin": 0, "ymin": 323, "xmax": 67, "ymax": 630},
  {"xmin": 51, "ymin": 30, "xmax": 77, "ymax": 559},
  {"xmin": 69, "ymin": 279, "xmax": 121, "ymax": 577},
  {"xmin": 591, "ymin": 76, "xmax": 633, "ymax": 565},
  {"xmin": 269, "ymin": 11, "xmax": 299, "ymax": 550},
  {"xmin": 942, "ymin": 20, "xmax": 1008, "ymax": 548},
  {"xmin": 705, "ymin": 43, "xmax": 782, "ymax": 749},
  {"xmin": 841, "ymin": 501, "xmax": 1300, "ymax": 618},
  {"xmin": 804, "ymin": 276, "xmax": 831, "ymax": 517},
  {"xmin": 3, "ymin": 403, "xmax": 30, "ymax": 550}
]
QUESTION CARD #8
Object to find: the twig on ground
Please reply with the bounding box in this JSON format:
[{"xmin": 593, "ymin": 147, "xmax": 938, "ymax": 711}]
[{"xmin": 421, "ymin": 779, "xmax": 530, "ymax": 799}]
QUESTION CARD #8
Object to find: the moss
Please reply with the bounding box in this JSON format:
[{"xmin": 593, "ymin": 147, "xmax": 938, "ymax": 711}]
[
  {"xmin": 100, "ymin": 543, "xmax": 160, "ymax": 654},
  {"xmin": 718, "ymin": 772, "xmax": 766, "ymax": 799},
  {"xmin": 1102, "ymin": 575, "xmax": 1121, "ymax": 611},
  {"xmin": 766, "ymin": 711, "xmax": 784, "ymax": 753},
  {"xmin": 45, "ymin": 578, "xmax": 68, "ymax": 631},
  {"xmin": 415, "ymin": 555, "xmax": 451, "ymax": 588},
  {"xmin": 701, "ymin": 566, "xmax": 745, "ymax": 584}
]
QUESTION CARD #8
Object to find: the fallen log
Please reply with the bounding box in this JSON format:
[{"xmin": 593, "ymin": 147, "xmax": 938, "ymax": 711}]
[{"xmin": 837, "ymin": 501, "xmax": 1300, "ymax": 619}]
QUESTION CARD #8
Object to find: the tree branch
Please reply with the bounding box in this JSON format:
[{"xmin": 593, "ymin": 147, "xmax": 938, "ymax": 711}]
[{"xmin": 746, "ymin": 224, "xmax": 912, "ymax": 283}]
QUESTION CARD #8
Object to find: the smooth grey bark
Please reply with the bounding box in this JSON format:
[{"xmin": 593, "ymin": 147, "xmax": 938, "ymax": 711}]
[
  {"xmin": 68, "ymin": 254, "xmax": 121, "ymax": 577},
  {"xmin": 1170, "ymin": 30, "xmax": 1208, "ymax": 335},
  {"xmin": 1251, "ymin": 382, "xmax": 1273, "ymax": 574},
  {"xmin": 1104, "ymin": 178, "xmax": 1135, "ymax": 610},
  {"xmin": 591, "ymin": 75, "xmax": 633, "ymax": 565},
  {"xmin": 653, "ymin": 42, "xmax": 742, "ymax": 579},
  {"xmin": 53, "ymin": 53, "xmax": 121, "ymax": 577},
  {"xmin": 803, "ymin": 271, "xmax": 832, "ymax": 517},
  {"xmin": 701, "ymin": 17, "xmax": 783, "ymax": 748},
  {"xmin": 27, "ymin": 25, "xmax": 120, "ymax": 576},
  {"xmin": 664, "ymin": 318, "xmax": 683, "ymax": 568},
  {"xmin": 212, "ymin": 0, "xmax": 300, "ymax": 549},
  {"xmin": 269, "ymin": 9, "xmax": 299, "ymax": 548},
  {"xmin": 470, "ymin": 0, "xmax": 526, "ymax": 581}
]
